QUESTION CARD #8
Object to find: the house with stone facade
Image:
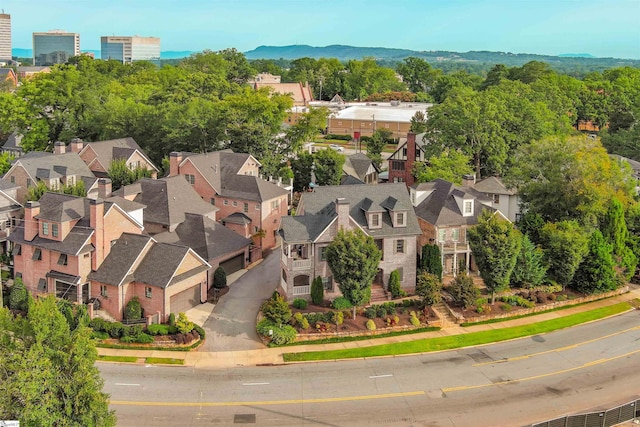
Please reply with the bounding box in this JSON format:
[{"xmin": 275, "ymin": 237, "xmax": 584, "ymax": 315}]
[
  {"xmin": 168, "ymin": 150, "xmax": 290, "ymax": 252},
  {"xmin": 278, "ymin": 183, "xmax": 421, "ymax": 300},
  {"xmin": 410, "ymin": 179, "xmax": 505, "ymax": 276}
]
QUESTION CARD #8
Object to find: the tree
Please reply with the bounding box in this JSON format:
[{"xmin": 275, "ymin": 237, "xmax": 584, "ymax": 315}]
[
  {"xmin": 510, "ymin": 235, "xmax": 547, "ymax": 288},
  {"xmin": 9, "ymin": 277, "xmax": 28, "ymax": 311},
  {"xmin": 125, "ymin": 296, "xmax": 142, "ymax": 320},
  {"xmin": 0, "ymin": 295, "xmax": 116, "ymax": 426},
  {"xmin": 409, "ymin": 110, "xmax": 428, "ymax": 134},
  {"xmin": 467, "ymin": 211, "xmax": 521, "ymax": 303},
  {"xmin": 282, "ymin": 107, "xmax": 329, "ymax": 153},
  {"xmin": 290, "ymin": 151, "xmax": 315, "ymax": 192},
  {"xmin": 213, "ymin": 266, "xmax": 227, "ymax": 289},
  {"xmin": 261, "ymin": 293, "xmax": 292, "ymax": 326},
  {"xmin": 26, "ymin": 180, "xmax": 87, "ymax": 201},
  {"xmin": 412, "ymin": 149, "xmax": 473, "ymax": 184},
  {"xmin": 310, "ymin": 276, "xmax": 324, "ymax": 306},
  {"xmin": 420, "ymin": 244, "xmax": 442, "ymax": 279},
  {"xmin": 366, "ymin": 128, "xmax": 392, "ymax": 169},
  {"xmin": 0, "ymin": 151, "xmax": 15, "ymax": 175},
  {"xmin": 601, "ymin": 198, "xmax": 638, "ymax": 280},
  {"xmin": 539, "ymin": 220, "xmax": 589, "ymax": 287},
  {"xmin": 446, "ymin": 271, "xmax": 480, "ymax": 309},
  {"xmin": 571, "ymin": 230, "xmax": 621, "ymax": 294},
  {"xmin": 325, "ymin": 229, "xmax": 382, "ymax": 319},
  {"xmin": 397, "ymin": 57, "xmax": 438, "ymax": 94},
  {"xmin": 387, "ymin": 270, "xmax": 405, "ymax": 298},
  {"xmin": 108, "ymin": 158, "xmax": 154, "ymax": 190},
  {"xmin": 313, "ymin": 148, "xmax": 345, "ymax": 186},
  {"xmin": 415, "ymin": 272, "xmax": 442, "ymax": 306}
]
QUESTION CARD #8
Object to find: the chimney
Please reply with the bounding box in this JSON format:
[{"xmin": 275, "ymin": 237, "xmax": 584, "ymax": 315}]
[
  {"xmin": 69, "ymin": 137, "xmax": 84, "ymax": 153},
  {"xmin": 90, "ymin": 199, "xmax": 105, "ymax": 271},
  {"xmin": 462, "ymin": 174, "xmax": 476, "ymax": 187},
  {"xmin": 169, "ymin": 151, "xmax": 182, "ymax": 177},
  {"xmin": 405, "ymin": 132, "xmax": 417, "ymax": 187},
  {"xmin": 97, "ymin": 178, "xmax": 112, "ymax": 198},
  {"xmin": 335, "ymin": 198, "xmax": 350, "ymax": 230},
  {"xmin": 24, "ymin": 201, "xmax": 40, "ymax": 241},
  {"xmin": 54, "ymin": 141, "xmax": 66, "ymax": 155}
]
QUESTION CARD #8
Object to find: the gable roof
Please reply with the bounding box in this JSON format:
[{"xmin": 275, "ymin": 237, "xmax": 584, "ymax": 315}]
[
  {"xmin": 280, "ymin": 183, "xmax": 420, "ymax": 243},
  {"xmin": 343, "ymin": 153, "xmax": 378, "ymax": 182},
  {"xmin": 412, "ymin": 179, "xmax": 495, "ymax": 227},
  {"xmin": 154, "ymin": 213, "xmax": 251, "ymax": 261},
  {"xmin": 1, "ymin": 131, "xmax": 22, "ymax": 151},
  {"xmin": 254, "ymin": 82, "xmax": 313, "ymax": 105},
  {"xmin": 7, "ymin": 151, "xmax": 94, "ymax": 182},
  {"xmin": 88, "ymin": 233, "xmax": 153, "ymax": 286},
  {"xmin": 387, "ymin": 132, "xmax": 428, "ymax": 161},
  {"xmin": 80, "ymin": 137, "xmax": 159, "ymax": 173},
  {"xmin": 135, "ymin": 242, "xmax": 210, "ymax": 288},
  {"xmin": 473, "ymin": 176, "xmax": 515, "ymax": 195}
]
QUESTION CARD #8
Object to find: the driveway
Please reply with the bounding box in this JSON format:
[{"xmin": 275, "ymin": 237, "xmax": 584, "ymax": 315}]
[{"xmin": 199, "ymin": 249, "xmax": 280, "ymax": 352}]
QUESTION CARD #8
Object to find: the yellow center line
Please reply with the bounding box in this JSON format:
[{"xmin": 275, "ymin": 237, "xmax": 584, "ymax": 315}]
[
  {"xmin": 444, "ymin": 348, "xmax": 640, "ymax": 393},
  {"xmin": 472, "ymin": 325, "xmax": 640, "ymax": 367},
  {"xmin": 110, "ymin": 391, "xmax": 425, "ymax": 407}
]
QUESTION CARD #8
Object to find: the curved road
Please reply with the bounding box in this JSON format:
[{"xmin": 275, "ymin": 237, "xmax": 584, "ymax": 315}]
[{"xmin": 101, "ymin": 310, "xmax": 640, "ymax": 427}]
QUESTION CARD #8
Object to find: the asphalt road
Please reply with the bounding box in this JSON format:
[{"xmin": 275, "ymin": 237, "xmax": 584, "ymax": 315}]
[
  {"xmin": 101, "ymin": 310, "xmax": 640, "ymax": 427},
  {"xmin": 199, "ymin": 249, "xmax": 280, "ymax": 352}
]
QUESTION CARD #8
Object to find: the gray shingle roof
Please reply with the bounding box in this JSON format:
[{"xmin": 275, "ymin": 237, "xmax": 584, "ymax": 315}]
[
  {"xmin": 1, "ymin": 131, "xmax": 22, "ymax": 151},
  {"xmin": 154, "ymin": 213, "xmax": 251, "ymax": 261},
  {"xmin": 88, "ymin": 233, "xmax": 152, "ymax": 286},
  {"xmin": 412, "ymin": 179, "xmax": 495, "ymax": 226},
  {"xmin": 82, "ymin": 137, "xmax": 158, "ymax": 173},
  {"xmin": 221, "ymin": 212, "xmax": 252, "ymax": 225},
  {"xmin": 12, "ymin": 152, "xmax": 93, "ymax": 181},
  {"xmin": 36, "ymin": 192, "xmax": 87, "ymax": 222},
  {"xmin": 134, "ymin": 243, "xmax": 193, "ymax": 288},
  {"xmin": 473, "ymin": 176, "xmax": 515, "ymax": 195},
  {"xmin": 343, "ymin": 153, "xmax": 378, "ymax": 182},
  {"xmin": 280, "ymin": 183, "xmax": 420, "ymax": 243},
  {"xmin": 9, "ymin": 225, "xmax": 94, "ymax": 256},
  {"xmin": 104, "ymin": 195, "xmax": 146, "ymax": 213}
]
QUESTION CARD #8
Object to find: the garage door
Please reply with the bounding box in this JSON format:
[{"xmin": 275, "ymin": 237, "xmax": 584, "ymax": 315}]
[
  {"xmin": 220, "ymin": 254, "xmax": 244, "ymax": 275},
  {"xmin": 169, "ymin": 285, "xmax": 201, "ymax": 314}
]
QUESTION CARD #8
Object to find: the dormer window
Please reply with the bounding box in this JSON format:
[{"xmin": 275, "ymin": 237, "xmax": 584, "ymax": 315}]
[
  {"xmin": 368, "ymin": 213, "xmax": 382, "ymax": 229},
  {"xmin": 463, "ymin": 200, "xmax": 473, "ymax": 216},
  {"xmin": 395, "ymin": 212, "xmax": 406, "ymax": 227},
  {"xmin": 52, "ymin": 224, "xmax": 59, "ymax": 238},
  {"xmin": 42, "ymin": 222, "xmax": 49, "ymax": 236}
]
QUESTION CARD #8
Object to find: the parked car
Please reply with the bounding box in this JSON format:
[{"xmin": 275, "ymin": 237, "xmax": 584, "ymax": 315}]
[{"xmin": 329, "ymin": 144, "xmax": 344, "ymax": 152}]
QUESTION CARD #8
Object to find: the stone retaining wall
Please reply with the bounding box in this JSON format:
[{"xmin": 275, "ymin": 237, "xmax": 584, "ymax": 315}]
[{"xmin": 294, "ymin": 322, "xmax": 440, "ymax": 342}]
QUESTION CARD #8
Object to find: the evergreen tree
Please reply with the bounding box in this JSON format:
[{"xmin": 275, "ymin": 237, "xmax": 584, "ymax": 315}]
[
  {"xmin": 446, "ymin": 271, "xmax": 479, "ymax": 309},
  {"xmin": 213, "ymin": 266, "xmax": 227, "ymax": 289},
  {"xmin": 602, "ymin": 198, "xmax": 637, "ymax": 280},
  {"xmin": 510, "ymin": 235, "xmax": 547, "ymax": 288},
  {"xmin": 571, "ymin": 230, "xmax": 621, "ymax": 294},
  {"xmin": 415, "ymin": 272, "xmax": 442, "ymax": 306},
  {"xmin": 310, "ymin": 276, "xmax": 324, "ymax": 306},
  {"xmin": 420, "ymin": 244, "xmax": 443, "ymax": 279},
  {"xmin": 539, "ymin": 220, "xmax": 589, "ymax": 287}
]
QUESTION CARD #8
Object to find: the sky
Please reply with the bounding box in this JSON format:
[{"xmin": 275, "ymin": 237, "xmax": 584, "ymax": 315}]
[{"xmin": 3, "ymin": 0, "xmax": 640, "ymax": 59}]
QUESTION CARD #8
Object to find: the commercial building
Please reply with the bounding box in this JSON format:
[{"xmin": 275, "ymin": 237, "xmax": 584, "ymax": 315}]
[
  {"xmin": 0, "ymin": 13, "xmax": 11, "ymax": 63},
  {"xmin": 33, "ymin": 30, "xmax": 80, "ymax": 66},
  {"xmin": 100, "ymin": 36, "xmax": 160, "ymax": 63}
]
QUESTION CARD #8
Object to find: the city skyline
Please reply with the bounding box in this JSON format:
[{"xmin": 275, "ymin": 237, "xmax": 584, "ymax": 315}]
[{"xmin": 2, "ymin": 0, "xmax": 640, "ymax": 59}]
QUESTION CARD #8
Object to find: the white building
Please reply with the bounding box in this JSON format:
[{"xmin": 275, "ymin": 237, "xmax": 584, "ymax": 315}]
[
  {"xmin": 101, "ymin": 36, "xmax": 160, "ymax": 64},
  {"xmin": 0, "ymin": 13, "xmax": 11, "ymax": 63}
]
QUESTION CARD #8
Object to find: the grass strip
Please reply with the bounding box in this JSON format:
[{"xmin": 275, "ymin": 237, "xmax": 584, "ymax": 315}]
[
  {"xmin": 97, "ymin": 355, "xmax": 138, "ymax": 363},
  {"xmin": 275, "ymin": 326, "xmax": 440, "ymax": 347},
  {"xmin": 144, "ymin": 357, "xmax": 184, "ymax": 365},
  {"xmin": 96, "ymin": 338, "xmax": 202, "ymax": 352},
  {"xmin": 283, "ymin": 302, "xmax": 630, "ymax": 362}
]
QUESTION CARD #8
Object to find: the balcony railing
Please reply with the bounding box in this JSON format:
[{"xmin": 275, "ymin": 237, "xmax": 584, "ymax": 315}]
[
  {"xmin": 293, "ymin": 285, "xmax": 310, "ymax": 295},
  {"xmin": 438, "ymin": 241, "xmax": 471, "ymax": 254},
  {"xmin": 291, "ymin": 259, "xmax": 312, "ymax": 271}
]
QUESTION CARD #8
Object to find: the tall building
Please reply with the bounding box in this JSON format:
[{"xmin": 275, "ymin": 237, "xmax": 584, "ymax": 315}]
[
  {"xmin": 32, "ymin": 30, "xmax": 80, "ymax": 66},
  {"xmin": 0, "ymin": 13, "xmax": 11, "ymax": 63},
  {"xmin": 101, "ymin": 36, "xmax": 160, "ymax": 64}
]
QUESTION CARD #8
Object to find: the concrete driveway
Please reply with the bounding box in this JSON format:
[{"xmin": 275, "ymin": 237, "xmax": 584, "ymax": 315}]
[{"xmin": 199, "ymin": 249, "xmax": 280, "ymax": 352}]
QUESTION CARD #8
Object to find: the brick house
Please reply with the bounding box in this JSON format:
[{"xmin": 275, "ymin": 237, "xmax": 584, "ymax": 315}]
[
  {"xmin": 70, "ymin": 137, "xmax": 159, "ymax": 178},
  {"xmin": 0, "ymin": 68, "xmax": 18, "ymax": 87},
  {"xmin": 387, "ymin": 132, "xmax": 428, "ymax": 186},
  {"xmin": 2, "ymin": 150, "xmax": 99, "ymax": 204},
  {"xmin": 278, "ymin": 183, "xmax": 421, "ymax": 300},
  {"xmin": 410, "ymin": 179, "xmax": 504, "ymax": 276},
  {"xmin": 0, "ymin": 180, "xmax": 22, "ymax": 253},
  {"xmin": 9, "ymin": 193, "xmax": 144, "ymax": 303},
  {"xmin": 88, "ymin": 232, "xmax": 210, "ymax": 322},
  {"xmin": 168, "ymin": 150, "xmax": 290, "ymax": 251}
]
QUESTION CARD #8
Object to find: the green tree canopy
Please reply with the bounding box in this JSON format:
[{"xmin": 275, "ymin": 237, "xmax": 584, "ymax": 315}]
[
  {"xmin": 539, "ymin": 220, "xmax": 589, "ymax": 287},
  {"xmin": 313, "ymin": 148, "xmax": 346, "ymax": 187},
  {"xmin": 412, "ymin": 149, "xmax": 473, "ymax": 184},
  {"xmin": 571, "ymin": 230, "xmax": 621, "ymax": 294},
  {"xmin": 510, "ymin": 235, "xmax": 547, "ymax": 288}
]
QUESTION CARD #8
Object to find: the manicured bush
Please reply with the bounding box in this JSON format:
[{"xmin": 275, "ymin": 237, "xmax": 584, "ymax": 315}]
[
  {"xmin": 410, "ymin": 314, "xmax": 421, "ymax": 327},
  {"xmin": 376, "ymin": 305, "xmax": 387, "ymax": 318},
  {"xmin": 293, "ymin": 312, "xmax": 304, "ymax": 325},
  {"xmin": 499, "ymin": 303, "xmax": 512, "ymax": 312},
  {"xmin": 89, "ymin": 317, "xmax": 108, "ymax": 333},
  {"xmin": 292, "ymin": 298, "xmax": 308, "ymax": 310},
  {"xmin": 168, "ymin": 313, "xmax": 176, "ymax": 326},
  {"xmin": 383, "ymin": 302, "xmax": 396, "ymax": 315},
  {"xmin": 125, "ymin": 296, "xmax": 142, "ymax": 320},
  {"xmin": 256, "ymin": 318, "xmax": 296, "ymax": 345},
  {"xmin": 548, "ymin": 293, "xmax": 557, "ymax": 302},
  {"xmin": 536, "ymin": 292, "xmax": 547, "ymax": 304},
  {"xmin": 193, "ymin": 324, "xmax": 205, "ymax": 339},
  {"xmin": 300, "ymin": 317, "xmax": 310, "ymax": 329},
  {"xmin": 91, "ymin": 331, "xmax": 109, "ymax": 340},
  {"xmin": 331, "ymin": 297, "xmax": 352, "ymax": 310},
  {"xmin": 366, "ymin": 319, "xmax": 376, "ymax": 331},
  {"xmin": 448, "ymin": 273, "xmax": 480, "ymax": 309},
  {"xmin": 257, "ymin": 318, "xmax": 275, "ymax": 337},
  {"xmin": 176, "ymin": 313, "xmax": 195, "ymax": 334},
  {"xmin": 332, "ymin": 311, "xmax": 344, "ymax": 326},
  {"xmin": 556, "ymin": 295, "xmax": 567, "ymax": 301},
  {"xmin": 147, "ymin": 324, "xmax": 170, "ymax": 336},
  {"xmin": 105, "ymin": 322, "xmax": 124, "ymax": 338},
  {"xmin": 499, "ymin": 295, "xmax": 535, "ymax": 308},
  {"xmin": 262, "ymin": 294, "xmax": 292, "ymax": 325},
  {"xmin": 9, "ymin": 279, "xmax": 28, "ymax": 311},
  {"xmin": 311, "ymin": 276, "xmax": 324, "ymax": 306},
  {"xmin": 322, "ymin": 311, "xmax": 334, "ymax": 323},
  {"xmin": 121, "ymin": 332, "xmax": 154, "ymax": 344},
  {"xmin": 388, "ymin": 270, "xmax": 404, "ymax": 299},
  {"xmin": 213, "ymin": 266, "xmax": 227, "ymax": 289},
  {"xmin": 325, "ymin": 134, "xmax": 352, "ymax": 141},
  {"xmin": 124, "ymin": 324, "xmax": 144, "ymax": 337},
  {"xmin": 304, "ymin": 313, "xmax": 321, "ymax": 325},
  {"xmin": 364, "ymin": 307, "xmax": 377, "ymax": 319}
]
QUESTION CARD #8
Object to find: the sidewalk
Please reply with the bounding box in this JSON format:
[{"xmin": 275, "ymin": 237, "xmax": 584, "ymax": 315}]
[{"xmin": 97, "ymin": 286, "xmax": 640, "ymax": 368}]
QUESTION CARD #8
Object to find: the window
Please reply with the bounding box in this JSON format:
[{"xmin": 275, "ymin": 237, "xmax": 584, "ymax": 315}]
[
  {"xmin": 243, "ymin": 203, "xmax": 249, "ymax": 213},
  {"xmin": 84, "ymin": 253, "xmax": 90, "ymax": 258},
  {"xmin": 38, "ymin": 278, "xmax": 47, "ymax": 292},
  {"xmin": 52, "ymin": 223, "xmax": 59, "ymax": 238},
  {"xmin": 370, "ymin": 214, "xmax": 379, "ymax": 228},
  {"xmin": 32, "ymin": 248, "xmax": 42, "ymax": 261},
  {"xmin": 13, "ymin": 244, "xmax": 21, "ymax": 255},
  {"xmin": 402, "ymin": 148, "xmax": 407, "ymax": 157},
  {"xmin": 391, "ymin": 161, "xmax": 405, "ymax": 171},
  {"xmin": 254, "ymin": 226, "xmax": 259, "ymax": 233},
  {"xmin": 438, "ymin": 229, "xmax": 446, "ymax": 242},
  {"xmin": 233, "ymin": 201, "xmax": 238, "ymax": 207},
  {"xmin": 57, "ymin": 253, "xmax": 67, "ymax": 265},
  {"xmin": 185, "ymin": 174, "xmax": 195, "ymax": 184},
  {"xmin": 375, "ymin": 239, "xmax": 384, "ymax": 260},
  {"xmin": 42, "ymin": 222, "xmax": 49, "ymax": 235},
  {"xmin": 100, "ymin": 285, "xmax": 108, "ymax": 297},
  {"xmin": 210, "ymin": 198, "xmax": 216, "ymax": 205},
  {"xmin": 10, "ymin": 176, "xmax": 15, "ymax": 184},
  {"xmin": 322, "ymin": 276, "xmax": 333, "ymax": 291},
  {"xmin": 271, "ymin": 200, "xmax": 280, "ymax": 211},
  {"xmin": 319, "ymin": 246, "xmax": 327, "ymax": 261},
  {"xmin": 464, "ymin": 201, "xmax": 473, "ymax": 215},
  {"xmin": 224, "ymin": 200, "xmax": 229, "ymax": 206},
  {"xmin": 493, "ymin": 194, "xmax": 500, "ymax": 204},
  {"xmin": 26, "ymin": 178, "xmax": 32, "ymax": 187},
  {"xmin": 255, "ymin": 203, "xmax": 260, "ymax": 210},
  {"xmin": 452, "ymin": 228, "xmax": 460, "ymax": 242},
  {"xmin": 396, "ymin": 212, "xmax": 405, "ymax": 226},
  {"xmin": 395, "ymin": 239, "xmax": 405, "ymax": 254},
  {"xmin": 145, "ymin": 287, "xmax": 152, "ymax": 298}
]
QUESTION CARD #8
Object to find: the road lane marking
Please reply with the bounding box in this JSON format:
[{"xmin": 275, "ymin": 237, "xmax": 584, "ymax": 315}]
[
  {"xmin": 369, "ymin": 374, "xmax": 393, "ymax": 379},
  {"xmin": 243, "ymin": 382, "xmax": 270, "ymax": 386},
  {"xmin": 115, "ymin": 383, "xmax": 140, "ymax": 386},
  {"xmin": 110, "ymin": 391, "xmax": 425, "ymax": 406},
  {"xmin": 444, "ymin": 348, "xmax": 640, "ymax": 393},
  {"xmin": 472, "ymin": 324, "xmax": 640, "ymax": 366}
]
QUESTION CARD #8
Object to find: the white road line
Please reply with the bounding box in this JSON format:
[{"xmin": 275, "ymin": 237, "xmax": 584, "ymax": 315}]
[
  {"xmin": 243, "ymin": 382, "xmax": 270, "ymax": 386},
  {"xmin": 115, "ymin": 383, "xmax": 140, "ymax": 386},
  {"xmin": 369, "ymin": 374, "xmax": 393, "ymax": 379}
]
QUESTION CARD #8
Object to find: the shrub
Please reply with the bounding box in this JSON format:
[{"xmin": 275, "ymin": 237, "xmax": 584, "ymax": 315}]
[
  {"xmin": 547, "ymin": 293, "xmax": 557, "ymax": 302},
  {"xmin": 168, "ymin": 313, "xmax": 176, "ymax": 326},
  {"xmin": 315, "ymin": 322, "xmax": 329, "ymax": 332},
  {"xmin": 331, "ymin": 297, "xmax": 352, "ymax": 310},
  {"xmin": 447, "ymin": 273, "xmax": 480, "ymax": 309},
  {"xmin": 305, "ymin": 313, "xmax": 321, "ymax": 325},
  {"xmin": 293, "ymin": 312, "xmax": 304, "ymax": 325},
  {"xmin": 410, "ymin": 314, "xmax": 420, "ymax": 327},
  {"xmin": 364, "ymin": 307, "xmax": 377, "ymax": 319},
  {"xmin": 300, "ymin": 317, "xmax": 310, "ymax": 329},
  {"xmin": 402, "ymin": 299, "xmax": 415, "ymax": 308},
  {"xmin": 383, "ymin": 302, "xmax": 396, "ymax": 315},
  {"xmin": 376, "ymin": 305, "xmax": 387, "ymax": 318},
  {"xmin": 536, "ymin": 292, "xmax": 547, "ymax": 304},
  {"xmin": 292, "ymin": 298, "xmax": 308, "ymax": 310},
  {"xmin": 271, "ymin": 324, "xmax": 297, "ymax": 345},
  {"xmin": 416, "ymin": 272, "xmax": 442, "ymax": 306},
  {"xmin": 388, "ymin": 270, "xmax": 404, "ymax": 299},
  {"xmin": 168, "ymin": 325, "xmax": 178, "ymax": 335},
  {"xmin": 499, "ymin": 303, "xmax": 512, "ymax": 312},
  {"xmin": 175, "ymin": 313, "xmax": 194, "ymax": 334},
  {"xmin": 257, "ymin": 318, "xmax": 275, "ymax": 337},
  {"xmin": 91, "ymin": 331, "xmax": 109, "ymax": 340},
  {"xmin": 89, "ymin": 317, "xmax": 108, "ymax": 333},
  {"xmin": 105, "ymin": 322, "xmax": 124, "ymax": 338},
  {"xmin": 175, "ymin": 334, "xmax": 185, "ymax": 345},
  {"xmin": 499, "ymin": 295, "xmax": 534, "ymax": 308},
  {"xmin": 262, "ymin": 294, "xmax": 292, "ymax": 325},
  {"xmin": 366, "ymin": 319, "xmax": 376, "ymax": 330},
  {"xmin": 332, "ymin": 310, "xmax": 344, "ymax": 326},
  {"xmin": 124, "ymin": 324, "xmax": 144, "ymax": 337},
  {"xmin": 311, "ymin": 276, "xmax": 324, "ymax": 305},
  {"xmin": 9, "ymin": 279, "xmax": 28, "ymax": 311},
  {"xmin": 125, "ymin": 296, "xmax": 142, "ymax": 320},
  {"xmin": 147, "ymin": 324, "xmax": 170, "ymax": 336},
  {"xmin": 213, "ymin": 266, "xmax": 227, "ymax": 289},
  {"xmin": 556, "ymin": 294, "xmax": 567, "ymax": 301},
  {"xmin": 325, "ymin": 134, "xmax": 352, "ymax": 141},
  {"xmin": 193, "ymin": 324, "xmax": 205, "ymax": 339},
  {"xmin": 322, "ymin": 311, "xmax": 334, "ymax": 323}
]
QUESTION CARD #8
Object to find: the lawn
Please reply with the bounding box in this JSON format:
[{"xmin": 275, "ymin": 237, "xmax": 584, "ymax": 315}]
[
  {"xmin": 97, "ymin": 355, "xmax": 139, "ymax": 363},
  {"xmin": 144, "ymin": 357, "xmax": 184, "ymax": 365},
  {"xmin": 283, "ymin": 302, "xmax": 631, "ymax": 362}
]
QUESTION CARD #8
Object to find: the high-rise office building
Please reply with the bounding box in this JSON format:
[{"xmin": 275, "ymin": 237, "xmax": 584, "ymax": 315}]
[
  {"xmin": 33, "ymin": 30, "xmax": 80, "ymax": 66},
  {"xmin": 0, "ymin": 13, "xmax": 11, "ymax": 63},
  {"xmin": 101, "ymin": 36, "xmax": 160, "ymax": 64}
]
